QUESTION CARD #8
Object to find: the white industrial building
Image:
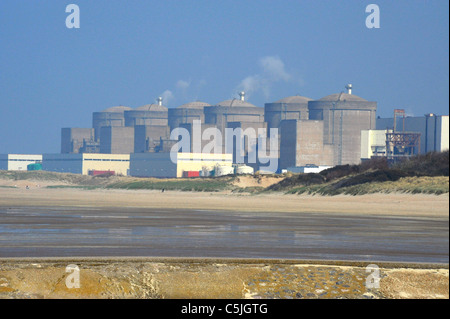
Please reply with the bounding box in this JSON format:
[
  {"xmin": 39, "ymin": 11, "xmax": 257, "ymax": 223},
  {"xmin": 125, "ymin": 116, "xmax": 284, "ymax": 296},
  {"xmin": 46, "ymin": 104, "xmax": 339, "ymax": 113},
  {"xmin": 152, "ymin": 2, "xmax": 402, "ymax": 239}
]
[
  {"xmin": 360, "ymin": 130, "xmax": 388, "ymax": 159},
  {"xmin": 0, "ymin": 154, "xmax": 42, "ymax": 171},
  {"xmin": 42, "ymin": 153, "xmax": 130, "ymax": 175}
]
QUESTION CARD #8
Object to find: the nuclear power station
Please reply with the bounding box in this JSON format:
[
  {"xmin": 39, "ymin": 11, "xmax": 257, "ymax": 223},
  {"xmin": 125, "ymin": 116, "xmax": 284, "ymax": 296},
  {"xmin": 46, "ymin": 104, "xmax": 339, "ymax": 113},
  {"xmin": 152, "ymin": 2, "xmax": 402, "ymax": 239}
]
[
  {"xmin": 19, "ymin": 83, "xmax": 441, "ymax": 177},
  {"xmin": 58, "ymin": 85, "xmax": 376, "ymax": 171}
]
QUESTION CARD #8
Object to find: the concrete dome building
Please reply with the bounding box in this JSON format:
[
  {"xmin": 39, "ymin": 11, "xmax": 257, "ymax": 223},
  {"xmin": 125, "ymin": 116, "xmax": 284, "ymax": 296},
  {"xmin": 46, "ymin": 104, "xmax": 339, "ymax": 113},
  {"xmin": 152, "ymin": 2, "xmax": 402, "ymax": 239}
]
[
  {"xmin": 92, "ymin": 106, "xmax": 132, "ymax": 141},
  {"xmin": 168, "ymin": 101, "xmax": 210, "ymax": 131},
  {"xmin": 204, "ymin": 92, "xmax": 265, "ymax": 133},
  {"xmin": 264, "ymin": 95, "xmax": 312, "ymax": 130},
  {"xmin": 308, "ymin": 85, "xmax": 377, "ymax": 165},
  {"xmin": 124, "ymin": 98, "xmax": 169, "ymax": 127}
]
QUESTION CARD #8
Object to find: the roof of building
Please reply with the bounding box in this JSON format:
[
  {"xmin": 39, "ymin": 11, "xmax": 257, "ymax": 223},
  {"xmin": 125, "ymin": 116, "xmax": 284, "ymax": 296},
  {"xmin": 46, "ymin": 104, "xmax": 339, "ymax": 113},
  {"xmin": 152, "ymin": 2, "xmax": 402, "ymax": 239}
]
[
  {"xmin": 274, "ymin": 95, "xmax": 312, "ymax": 104},
  {"xmin": 101, "ymin": 106, "xmax": 132, "ymax": 113},
  {"xmin": 134, "ymin": 104, "xmax": 168, "ymax": 112},
  {"xmin": 318, "ymin": 93, "xmax": 368, "ymax": 102},
  {"xmin": 177, "ymin": 101, "xmax": 211, "ymax": 109},
  {"xmin": 215, "ymin": 99, "xmax": 258, "ymax": 108}
]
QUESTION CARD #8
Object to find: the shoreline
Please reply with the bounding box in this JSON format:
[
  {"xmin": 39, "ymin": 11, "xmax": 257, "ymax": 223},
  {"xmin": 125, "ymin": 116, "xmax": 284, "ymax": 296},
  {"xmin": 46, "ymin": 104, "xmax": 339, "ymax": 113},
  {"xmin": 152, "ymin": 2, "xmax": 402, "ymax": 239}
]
[
  {"xmin": 0, "ymin": 187, "xmax": 448, "ymax": 217},
  {"xmin": 0, "ymin": 256, "xmax": 447, "ymax": 269}
]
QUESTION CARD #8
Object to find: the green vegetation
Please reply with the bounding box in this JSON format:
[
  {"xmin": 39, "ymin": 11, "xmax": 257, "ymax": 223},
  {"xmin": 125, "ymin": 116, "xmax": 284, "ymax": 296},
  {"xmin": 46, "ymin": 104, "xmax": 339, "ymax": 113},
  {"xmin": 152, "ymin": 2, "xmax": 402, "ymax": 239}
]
[
  {"xmin": 45, "ymin": 185, "xmax": 101, "ymax": 190},
  {"xmin": 1, "ymin": 151, "xmax": 448, "ymax": 195},
  {"xmin": 268, "ymin": 151, "xmax": 449, "ymax": 196},
  {"xmin": 105, "ymin": 176, "xmax": 236, "ymax": 192}
]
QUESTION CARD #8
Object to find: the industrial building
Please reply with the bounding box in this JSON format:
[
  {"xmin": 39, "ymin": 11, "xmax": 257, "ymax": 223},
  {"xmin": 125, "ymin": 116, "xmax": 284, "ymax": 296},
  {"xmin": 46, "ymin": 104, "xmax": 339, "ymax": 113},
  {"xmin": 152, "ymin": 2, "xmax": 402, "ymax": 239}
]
[
  {"xmin": 307, "ymin": 85, "xmax": 377, "ymax": 166},
  {"xmin": 59, "ymin": 85, "xmax": 378, "ymax": 174},
  {"xmin": 360, "ymin": 129, "xmax": 387, "ymax": 159},
  {"xmin": 42, "ymin": 153, "xmax": 130, "ymax": 175},
  {"xmin": 376, "ymin": 113, "xmax": 449, "ymax": 155},
  {"xmin": 55, "ymin": 83, "xmax": 447, "ymax": 177},
  {"xmin": 360, "ymin": 113, "xmax": 449, "ymax": 161},
  {"xmin": 0, "ymin": 154, "xmax": 43, "ymax": 171},
  {"xmin": 168, "ymin": 101, "xmax": 210, "ymax": 131},
  {"xmin": 130, "ymin": 152, "xmax": 233, "ymax": 178},
  {"xmin": 92, "ymin": 106, "xmax": 131, "ymax": 141}
]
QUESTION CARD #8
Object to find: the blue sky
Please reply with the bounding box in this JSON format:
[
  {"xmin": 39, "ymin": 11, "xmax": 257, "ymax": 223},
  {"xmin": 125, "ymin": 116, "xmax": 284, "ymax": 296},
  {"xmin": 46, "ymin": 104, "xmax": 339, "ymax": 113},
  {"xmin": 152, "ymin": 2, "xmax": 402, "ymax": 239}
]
[{"xmin": 0, "ymin": 0, "xmax": 448, "ymax": 153}]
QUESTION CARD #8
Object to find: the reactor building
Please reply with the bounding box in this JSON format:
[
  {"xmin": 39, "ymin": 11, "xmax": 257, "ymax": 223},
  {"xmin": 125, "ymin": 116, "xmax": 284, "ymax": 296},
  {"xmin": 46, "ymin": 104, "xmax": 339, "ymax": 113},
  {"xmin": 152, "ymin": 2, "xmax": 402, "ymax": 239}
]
[{"xmin": 60, "ymin": 85, "xmax": 380, "ymax": 173}]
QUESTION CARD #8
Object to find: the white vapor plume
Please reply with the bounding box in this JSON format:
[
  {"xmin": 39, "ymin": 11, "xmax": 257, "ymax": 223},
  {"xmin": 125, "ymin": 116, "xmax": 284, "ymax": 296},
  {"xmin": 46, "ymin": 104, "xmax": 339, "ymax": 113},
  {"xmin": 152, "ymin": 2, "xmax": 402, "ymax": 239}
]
[
  {"xmin": 176, "ymin": 79, "xmax": 191, "ymax": 91},
  {"xmin": 160, "ymin": 90, "xmax": 174, "ymax": 106},
  {"xmin": 259, "ymin": 56, "xmax": 291, "ymax": 82},
  {"xmin": 237, "ymin": 56, "xmax": 292, "ymax": 99}
]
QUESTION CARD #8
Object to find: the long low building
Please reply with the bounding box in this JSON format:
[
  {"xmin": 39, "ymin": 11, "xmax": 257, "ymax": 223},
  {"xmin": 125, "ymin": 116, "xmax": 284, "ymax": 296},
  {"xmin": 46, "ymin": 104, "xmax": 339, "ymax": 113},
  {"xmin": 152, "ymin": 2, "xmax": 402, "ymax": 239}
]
[
  {"xmin": 0, "ymin": 154, "xmax": 43, "ymax": 171},
  {"xmin": 130, "ymin": 152, "xmax": 233, "ymax": 178},
  {"xmin": 42, "ymin": 153, "xmax": 130, "ymax": 175}
]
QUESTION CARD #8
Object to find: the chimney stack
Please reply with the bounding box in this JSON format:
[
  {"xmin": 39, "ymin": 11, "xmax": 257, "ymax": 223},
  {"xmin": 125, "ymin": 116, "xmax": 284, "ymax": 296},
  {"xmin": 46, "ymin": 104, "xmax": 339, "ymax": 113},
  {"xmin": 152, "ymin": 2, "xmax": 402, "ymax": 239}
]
[{"xmin": 345, "ymin": 84, "xmax": 353, "ymax": 95}]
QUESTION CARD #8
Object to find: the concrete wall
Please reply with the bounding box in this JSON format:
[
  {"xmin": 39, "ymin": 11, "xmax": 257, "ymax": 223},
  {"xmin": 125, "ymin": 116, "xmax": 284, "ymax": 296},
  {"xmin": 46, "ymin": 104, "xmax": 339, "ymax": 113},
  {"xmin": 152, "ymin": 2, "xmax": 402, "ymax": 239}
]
[
  {"xmin": 100, "ymin": 127, "xmax": 135, "ymax": 154},
  {"xmin": 61, "ymin": 128, "xmax": 95, "ymax": 154},
  {"xmin": 204, "ymin": 106, "xmax": 265, "ymax": 133},
  {"xmin": 168, "ymin": 108, "xmax": 204, "ymax": 132},
  {"xmin": 134, "ymin": 125, "xmax": 170, "ymax": 153},
  {"xmin": 309, "ymin": 100, "xmax": 377, "ymax": 165},
  {"xmin": 0, "ymin": 154, "xmax": 43, "ymax": 171},
  {"xmin": 178, "ymin": 123, "xmax": 221, "ymax": 154},
  {"xmin": 280, "ymin": 120, "xmax": 332, "ymax": 169},
  {"xmin": 226, "ymin": 121, "xmax": 268, "ymax": 165},
  {"xmin": 92, "ymin": 112, "xmax": 126, "ymax": 141},
  {"xmin": 264, "ymin": 102, "xmax": 309, "ymax": 131},
  {"xmin": 124, "ymin": 110, "xmax": 168, "ymax": 127}
]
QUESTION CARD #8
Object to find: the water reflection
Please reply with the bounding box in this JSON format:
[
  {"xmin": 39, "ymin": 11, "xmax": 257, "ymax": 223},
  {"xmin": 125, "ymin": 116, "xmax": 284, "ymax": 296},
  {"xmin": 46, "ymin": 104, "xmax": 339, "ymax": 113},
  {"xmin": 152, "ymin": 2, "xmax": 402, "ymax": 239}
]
[{"xmin": 0, "ymin": 207, "xmax": 448, "ymax": 263}]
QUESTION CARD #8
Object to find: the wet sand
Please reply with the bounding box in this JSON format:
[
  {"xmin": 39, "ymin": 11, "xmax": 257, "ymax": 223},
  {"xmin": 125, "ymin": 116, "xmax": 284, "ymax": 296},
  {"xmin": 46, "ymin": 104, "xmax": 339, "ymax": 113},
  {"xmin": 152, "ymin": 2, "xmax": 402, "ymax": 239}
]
[
  {"xmin": 0, "ymin": 187, "xmax": 448, "ymax": 217},
  {"xmin": 0, "ymin": 187, "xmax": 448, "ymax": 263},
  {"xmin": 0, "ymin": 187, "xmax": 448, "ymax": 299},
  {"xmin": 0, "ymin": 206, "xmax": 448, "ymax": 263}
]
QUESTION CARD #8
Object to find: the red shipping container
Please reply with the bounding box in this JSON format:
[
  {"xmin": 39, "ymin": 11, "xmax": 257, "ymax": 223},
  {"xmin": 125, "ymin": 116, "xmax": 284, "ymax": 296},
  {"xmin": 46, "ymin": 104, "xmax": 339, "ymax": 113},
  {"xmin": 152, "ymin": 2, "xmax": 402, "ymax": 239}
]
[{"xmin": 183, "ymin": 171, "xmax": 200, "ymax": 178}]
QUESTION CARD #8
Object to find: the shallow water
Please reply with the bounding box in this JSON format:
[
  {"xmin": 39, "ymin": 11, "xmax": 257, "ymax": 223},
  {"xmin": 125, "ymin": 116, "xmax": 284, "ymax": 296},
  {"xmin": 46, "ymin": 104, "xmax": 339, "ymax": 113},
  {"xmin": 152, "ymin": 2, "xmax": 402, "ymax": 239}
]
[{"xmin": 0, "ymin": 206, "xmax": 448, "ymax": 263}]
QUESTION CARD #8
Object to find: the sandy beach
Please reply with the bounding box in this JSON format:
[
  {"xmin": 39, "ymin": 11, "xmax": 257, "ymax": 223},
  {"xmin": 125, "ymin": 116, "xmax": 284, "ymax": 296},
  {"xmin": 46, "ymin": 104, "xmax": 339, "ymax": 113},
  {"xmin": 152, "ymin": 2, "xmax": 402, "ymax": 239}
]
[
  {"xmin": 0, "ymin": 185, "xmax": 448, "ymax": 217},
  {"xmin": 0, "ymin": 184, "xmax": 448, "ymax": 299}
]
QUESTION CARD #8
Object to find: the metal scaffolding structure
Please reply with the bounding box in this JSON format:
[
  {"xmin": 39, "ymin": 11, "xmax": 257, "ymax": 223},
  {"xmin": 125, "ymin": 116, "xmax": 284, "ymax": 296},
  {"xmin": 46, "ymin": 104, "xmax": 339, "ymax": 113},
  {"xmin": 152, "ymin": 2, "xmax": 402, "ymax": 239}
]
[{"xmin": 385, "ymin": 109, "xmax": 421, "ymax": 161}]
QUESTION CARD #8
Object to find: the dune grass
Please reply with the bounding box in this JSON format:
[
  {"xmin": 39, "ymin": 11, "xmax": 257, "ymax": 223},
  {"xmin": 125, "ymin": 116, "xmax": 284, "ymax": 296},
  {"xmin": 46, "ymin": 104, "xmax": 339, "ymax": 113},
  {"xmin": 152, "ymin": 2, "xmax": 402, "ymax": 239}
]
[{"xmin": 287, "ymin": 176, "xmax": 449, "ymax": 196}]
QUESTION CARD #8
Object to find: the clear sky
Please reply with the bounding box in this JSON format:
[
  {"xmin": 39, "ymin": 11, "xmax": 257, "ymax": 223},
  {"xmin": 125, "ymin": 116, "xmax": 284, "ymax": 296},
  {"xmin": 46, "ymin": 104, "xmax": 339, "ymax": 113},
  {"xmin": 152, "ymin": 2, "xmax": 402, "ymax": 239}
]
[{"xmin": 0, "ymin": 0, "xmax": 448, "ymax": 154}]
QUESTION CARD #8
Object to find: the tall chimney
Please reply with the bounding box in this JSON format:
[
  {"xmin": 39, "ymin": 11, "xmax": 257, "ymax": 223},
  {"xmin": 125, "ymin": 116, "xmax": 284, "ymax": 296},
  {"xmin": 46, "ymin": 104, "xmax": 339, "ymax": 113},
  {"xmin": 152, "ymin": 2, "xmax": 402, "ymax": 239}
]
[{"xmin": 239, "ymin": 91, "xmax": 245, "ymax": 101}]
